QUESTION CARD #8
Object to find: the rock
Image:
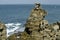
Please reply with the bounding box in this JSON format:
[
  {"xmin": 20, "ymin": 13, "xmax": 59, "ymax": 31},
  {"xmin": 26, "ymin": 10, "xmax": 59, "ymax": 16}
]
[
  {"xmin": 8, "ymin": 3, "xmax": 60, "ymax": 40},
  {"xmin": 23, "ymin": 2, "xmax": 48, "ymax": 40},
  {"xmin": 53, "ymin": 25, "xmax": 59, "ymax": 31},
  {"xmin": 0, "ymin": 22, "xmax": 7, "ymax": 40}
]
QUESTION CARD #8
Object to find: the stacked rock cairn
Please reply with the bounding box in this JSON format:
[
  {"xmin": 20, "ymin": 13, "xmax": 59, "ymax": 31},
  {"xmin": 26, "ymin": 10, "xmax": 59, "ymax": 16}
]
[{"xmin": 20, "ymin": 3, "xmax": 60, "ymax": 40}]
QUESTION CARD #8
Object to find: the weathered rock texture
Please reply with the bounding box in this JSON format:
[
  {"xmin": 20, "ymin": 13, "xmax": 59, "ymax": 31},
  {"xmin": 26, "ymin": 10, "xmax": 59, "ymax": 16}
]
[
  {"xmin": 0, "ymin": 22, "xmax": 7, "ymax": 40},
  {"xmin": 20, "ymin": 3, "xmax": 48, "ymax": 40},
  {"xmin": 8, "ymin": 3, "xmax": 60, "ymax": 40}
]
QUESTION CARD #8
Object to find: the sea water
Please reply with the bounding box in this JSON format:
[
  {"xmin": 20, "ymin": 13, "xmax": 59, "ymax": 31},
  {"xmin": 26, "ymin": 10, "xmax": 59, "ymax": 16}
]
[{"xmin": 0, "ymin": 4, "xmax": 60, "ymax": 37}]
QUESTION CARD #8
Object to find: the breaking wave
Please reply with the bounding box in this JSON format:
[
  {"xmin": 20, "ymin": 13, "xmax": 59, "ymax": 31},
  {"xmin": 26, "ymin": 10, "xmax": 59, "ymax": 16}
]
[{"xmin": 5, "ymin": 23, "xmax": 25, "ymax": 37}]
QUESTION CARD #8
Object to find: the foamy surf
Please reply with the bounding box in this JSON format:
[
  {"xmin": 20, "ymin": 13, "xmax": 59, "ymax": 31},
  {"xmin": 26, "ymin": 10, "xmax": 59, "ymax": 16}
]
[{"xmin": 5, "ymin": 23, "xmax": 25, "ymax": 37}]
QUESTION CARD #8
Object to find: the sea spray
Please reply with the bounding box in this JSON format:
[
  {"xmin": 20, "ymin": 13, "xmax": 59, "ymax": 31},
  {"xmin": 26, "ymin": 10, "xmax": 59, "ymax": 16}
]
[{"xmin": 5, "ymin": 22, "xmax": 25, "ymax": 37}]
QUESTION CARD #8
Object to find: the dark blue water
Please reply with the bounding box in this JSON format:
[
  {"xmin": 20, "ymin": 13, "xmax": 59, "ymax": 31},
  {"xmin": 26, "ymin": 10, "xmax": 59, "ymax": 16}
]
[{"xmin": 0, "ymin": 4, "xmax": 60, "ymax": 24}]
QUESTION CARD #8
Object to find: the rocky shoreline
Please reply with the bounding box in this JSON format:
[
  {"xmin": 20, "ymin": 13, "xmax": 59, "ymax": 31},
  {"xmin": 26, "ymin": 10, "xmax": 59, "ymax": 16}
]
[{"xmin": 0, "ymin": 3, "xmax": 60, "ymax": 40}]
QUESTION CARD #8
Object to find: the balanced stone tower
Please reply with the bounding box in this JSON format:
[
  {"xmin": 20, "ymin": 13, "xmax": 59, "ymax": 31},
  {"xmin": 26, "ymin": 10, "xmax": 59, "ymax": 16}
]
[
  {"xmin": 0, "ymin": 22, "xmax": 7, "ymax": 40},
  {"xmin": 20, "ymin": 3, "xmax": 48, "ymax": 40},
  {"xmin": 25, "ymin": 3, "xmax": 48, "ymax": 31}
]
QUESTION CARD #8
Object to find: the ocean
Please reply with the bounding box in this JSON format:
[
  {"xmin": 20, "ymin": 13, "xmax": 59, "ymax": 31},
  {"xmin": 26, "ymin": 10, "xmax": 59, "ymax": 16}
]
[{"xmin": 0, "ymin": 4, "xmax": 60, "ymax": 37}]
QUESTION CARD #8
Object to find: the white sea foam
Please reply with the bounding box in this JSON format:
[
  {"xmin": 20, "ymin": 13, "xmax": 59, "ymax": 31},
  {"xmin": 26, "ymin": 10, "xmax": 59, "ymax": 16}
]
[{"xmin": 5, "ymin": 23, "xmax": 25, "ymax": 37}]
